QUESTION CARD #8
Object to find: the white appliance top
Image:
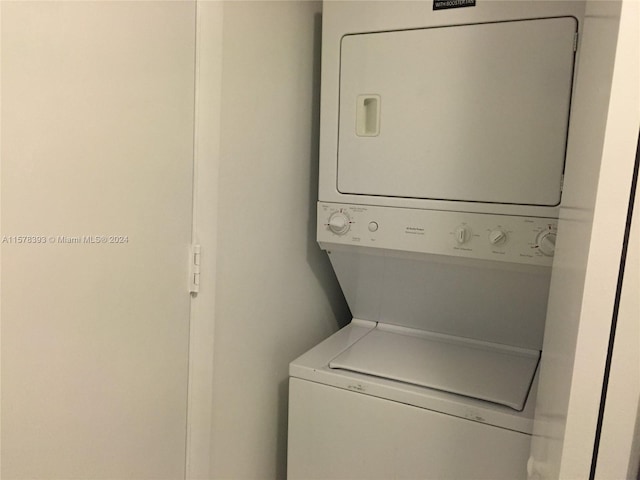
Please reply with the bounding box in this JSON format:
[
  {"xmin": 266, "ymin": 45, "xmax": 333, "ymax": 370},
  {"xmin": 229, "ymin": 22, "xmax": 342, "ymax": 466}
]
[
  {"xmin": 290, "ymin": 319, "xmax": 539, "ymax": 434},
  {"xmin": 329, "ymin": 324, "xmax": 539, "ymax": 411}
]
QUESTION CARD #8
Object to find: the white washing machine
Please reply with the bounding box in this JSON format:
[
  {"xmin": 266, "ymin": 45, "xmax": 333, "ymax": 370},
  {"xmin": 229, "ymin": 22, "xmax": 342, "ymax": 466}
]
[
  {"xmin": 288, "ymin": 321, "xmax": 539, "ymax": 479},
  {"xmin": 288, "ymin": 1, "xmax": 583, "ymax": 478}
]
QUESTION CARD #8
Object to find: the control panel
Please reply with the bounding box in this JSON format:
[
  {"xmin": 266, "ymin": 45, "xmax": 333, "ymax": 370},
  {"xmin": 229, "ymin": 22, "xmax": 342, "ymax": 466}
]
[{"xmin": 318, "ymin": 202, "xmax": 557, "ymax": 266}]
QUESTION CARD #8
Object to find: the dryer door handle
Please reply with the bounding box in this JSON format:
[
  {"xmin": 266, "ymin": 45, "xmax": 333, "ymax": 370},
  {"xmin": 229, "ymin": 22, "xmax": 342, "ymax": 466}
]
[{"xmin": 356, "ymin": 94, "xmax": 380, "ymax": 137}]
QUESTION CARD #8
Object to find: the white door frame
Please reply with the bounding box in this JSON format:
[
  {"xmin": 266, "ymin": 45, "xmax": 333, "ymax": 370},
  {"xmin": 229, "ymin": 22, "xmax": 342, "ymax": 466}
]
[
  {"xmin": 185, "ymin": 2, "xmax": 224, "ymax": 478},
  {"xmin": 529, "ymin": 0, "xmax": 640, "ymax": 478}
]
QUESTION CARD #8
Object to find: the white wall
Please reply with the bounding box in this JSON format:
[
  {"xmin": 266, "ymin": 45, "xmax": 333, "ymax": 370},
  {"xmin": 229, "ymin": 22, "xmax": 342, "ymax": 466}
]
[
  {"xmin": 0, "ymin": 2, "xmax": 348, "ymax": 478},
  {"xmin": 210, "ymin": 2, "xmax": 350, "ymax": 478}
]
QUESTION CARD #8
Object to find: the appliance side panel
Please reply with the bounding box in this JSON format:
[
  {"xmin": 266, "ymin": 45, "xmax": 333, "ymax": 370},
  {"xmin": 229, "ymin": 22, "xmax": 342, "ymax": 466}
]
[{"xmin": 327, "ymin": 249, "xmax": 384, "ymax": 323}]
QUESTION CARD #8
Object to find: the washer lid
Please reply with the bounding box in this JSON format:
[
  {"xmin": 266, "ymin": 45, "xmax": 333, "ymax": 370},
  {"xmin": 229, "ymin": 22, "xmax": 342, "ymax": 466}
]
[{"xmin": 329, "ymin": 324, "xmax": 539, "ymax": 411}]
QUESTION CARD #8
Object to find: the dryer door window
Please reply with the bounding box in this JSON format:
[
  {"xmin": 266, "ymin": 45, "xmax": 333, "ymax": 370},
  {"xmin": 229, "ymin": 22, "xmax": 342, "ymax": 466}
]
[{"xmin": 337, "ymin": 17, "xmax": 577, "ymax": 206}]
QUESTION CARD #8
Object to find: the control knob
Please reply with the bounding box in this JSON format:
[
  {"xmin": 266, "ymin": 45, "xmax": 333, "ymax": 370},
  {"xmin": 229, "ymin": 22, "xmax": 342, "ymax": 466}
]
[
  {"xmin": 537, "ymin": 231, "xmax": 557, "ymax": 257},
  {"xmin": 488, "ymin": 229, "xmax": 507, "ymax": 246},
  {"xmin": 327, "ymin": 212, "xmax": 351, "ymax": 235},
  {"xmin": 454, "ymin": 225, "xmax": 471, "ymax": 245}
]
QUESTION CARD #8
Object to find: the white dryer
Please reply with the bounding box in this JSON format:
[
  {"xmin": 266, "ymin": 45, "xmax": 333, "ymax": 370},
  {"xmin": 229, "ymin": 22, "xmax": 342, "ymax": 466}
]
[{"xmin": 288, "ymin": 1, "xmax": 583, "ymax": 478}]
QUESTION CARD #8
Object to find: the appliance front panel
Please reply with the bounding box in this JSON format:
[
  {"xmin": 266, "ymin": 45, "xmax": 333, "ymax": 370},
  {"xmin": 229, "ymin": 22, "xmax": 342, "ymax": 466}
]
[
  {"xmin": 326, "ymin": 247, "xmax": 551, "ymax": 350},
  {"xmin": 288, "ymin": 378, "xmax": 531, "ymax": 479},
  {"xmin": 318, "ymin": 203, "xmax": 553, "ymax": 350},
  {"xmin": 318, "ymin": 202, "xmax": 558, "ymax": 266},
  {"xmin": 337, "ymin": 17, "xmax": 577, "ymax": 206}
]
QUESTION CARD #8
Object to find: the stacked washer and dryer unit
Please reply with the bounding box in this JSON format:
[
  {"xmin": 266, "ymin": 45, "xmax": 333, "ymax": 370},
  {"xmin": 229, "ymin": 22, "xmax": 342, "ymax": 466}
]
[{"xmin": 288, "ymin": 1, "xmax": 583, "ymax": 478}]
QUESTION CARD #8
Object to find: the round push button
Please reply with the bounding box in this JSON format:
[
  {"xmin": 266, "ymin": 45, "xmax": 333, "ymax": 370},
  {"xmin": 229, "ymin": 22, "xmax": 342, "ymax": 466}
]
[{"xmin": 368, "ymin": 222, "xmax": 379, "ymax": 232}]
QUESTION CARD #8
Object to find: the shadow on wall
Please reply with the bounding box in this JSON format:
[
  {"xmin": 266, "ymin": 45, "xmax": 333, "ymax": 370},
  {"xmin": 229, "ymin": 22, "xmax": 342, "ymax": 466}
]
[
  {"xmin": 275, "ymin": 12, "xmax": 352, "ymax": 480},
  {"xmin": 305, "ymin": 12, "xmax": 352, "ymax": 330}
]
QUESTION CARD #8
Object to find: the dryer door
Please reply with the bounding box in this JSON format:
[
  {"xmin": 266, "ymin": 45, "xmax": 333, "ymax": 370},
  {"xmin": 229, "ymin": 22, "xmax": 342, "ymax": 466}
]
[{"xmin": 337, "ymin": 17, "xmax": 577, "ymax": 206}]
